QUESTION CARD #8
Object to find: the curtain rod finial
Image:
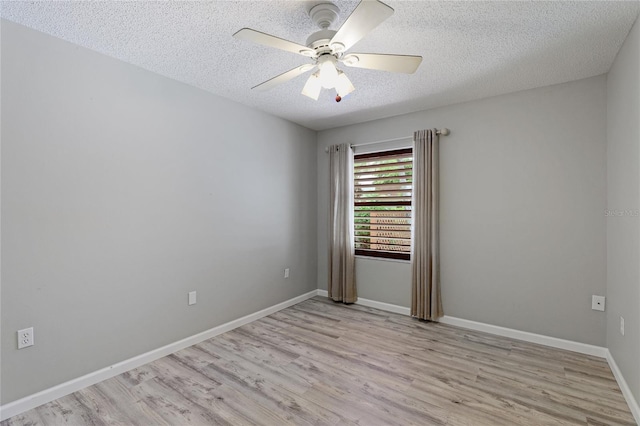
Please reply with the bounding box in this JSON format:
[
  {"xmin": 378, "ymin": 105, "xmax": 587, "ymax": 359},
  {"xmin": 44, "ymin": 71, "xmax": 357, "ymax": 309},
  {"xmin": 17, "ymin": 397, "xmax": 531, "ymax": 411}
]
[{"xmin": 438, "ymin": 128, "xmax": 450, "ymax": 136}]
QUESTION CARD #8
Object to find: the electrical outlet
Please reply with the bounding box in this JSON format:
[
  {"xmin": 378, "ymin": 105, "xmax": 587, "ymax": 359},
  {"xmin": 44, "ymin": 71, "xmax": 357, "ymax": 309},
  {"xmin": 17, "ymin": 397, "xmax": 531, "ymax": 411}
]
[
  {"xmin": 17, "ymin": 327, "xmax": 34, "ymax": 349},
  {"xmin": 591, "ymin": 295, "xmax": 605, "ymax": 311},
  {"xmin": 620, "ymin": 317, "xmax": 625, "ymax": 336},
  {"xmin": 284, "ymin": 268, "xmax": 290, "ymax": 279},
  {"xmin": 188, "ymin": 291, "xmax": 197, "ymax": 306}
]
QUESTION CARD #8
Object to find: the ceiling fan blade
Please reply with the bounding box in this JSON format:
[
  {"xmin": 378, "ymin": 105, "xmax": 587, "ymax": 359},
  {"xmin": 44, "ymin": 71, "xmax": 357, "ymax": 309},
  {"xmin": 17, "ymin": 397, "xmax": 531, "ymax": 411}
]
[
  {"xmin": 329, "ymin": 0, "xmax": 394, "ymax": 52},
  {"xmin": 233, "ymin": 28, "xmax": 315, "ymax": 57},
  {"xmin": 342, "ymin": 53, "xmax": 422, "ymax": 74},
  {"xmin": 252, "ymin": 64, "xmax": 316, "ymax": 91}
]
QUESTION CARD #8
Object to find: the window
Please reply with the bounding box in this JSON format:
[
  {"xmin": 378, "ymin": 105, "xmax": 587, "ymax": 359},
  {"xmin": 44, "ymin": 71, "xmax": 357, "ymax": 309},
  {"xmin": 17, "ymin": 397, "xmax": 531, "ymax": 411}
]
[{"xmin": 354, "ymin": 148, "xmax": 412, "ymax": 260}]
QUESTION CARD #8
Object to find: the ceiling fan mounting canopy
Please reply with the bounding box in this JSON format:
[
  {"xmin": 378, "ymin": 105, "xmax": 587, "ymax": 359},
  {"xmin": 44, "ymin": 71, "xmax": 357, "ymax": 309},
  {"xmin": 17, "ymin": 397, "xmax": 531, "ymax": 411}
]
[
  {"xmin": 308, "ymin": 3, "xmax": 340, "ymax": 29},
  {"xmin": 232, "ymin": 0, "xmax": 423, "ymax": 100}
]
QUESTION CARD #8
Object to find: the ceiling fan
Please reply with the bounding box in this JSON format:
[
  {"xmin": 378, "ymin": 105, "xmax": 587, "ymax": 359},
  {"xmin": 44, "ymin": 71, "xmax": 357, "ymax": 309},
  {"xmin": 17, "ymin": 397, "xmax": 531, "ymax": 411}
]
[{"xmin": 233, "ymin": 0, "xmax": 422, "ymax": 102}]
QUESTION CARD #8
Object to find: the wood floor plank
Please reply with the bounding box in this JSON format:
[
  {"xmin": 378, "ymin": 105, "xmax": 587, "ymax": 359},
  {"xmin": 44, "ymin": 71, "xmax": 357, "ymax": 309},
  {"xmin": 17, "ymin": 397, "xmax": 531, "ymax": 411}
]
[
  {"xmin": 116, "ymin": 364, "xmax": 158, "ymax": 388},
  {"xmin": 477, "ymin": 363, "xmax": 632, "ymax": 413},
  {"xmin": 475, "ymin": 371, "xmax": 635, "ymax": 425},
  {"xmin": 73, "ymin": 379, "xmax": 167, "ymax": 426},
  {"xmin": 144, "ymin": 358, "xmax": 251, "ymax": 425},
  {"xmin": 2, "ymin": 296, "xmax": 635, "ymax": 426},
  {"xmin": 409, "ymin": 376, "xmax": 572, "ymax": 426},
  {"xmin": 1, "ymin": 408, "xmax": 46, "ymax": 426},
  {"xmin": 172, "ymin": 347, "xmax": 317, "ymax": 425},
  {"xmin": 35, "ymin": 395, "xmax": 108, "ymax": 426},
  {"xmin": 197, "ymin": 340, "xmax": 310, "ymax": 395}
]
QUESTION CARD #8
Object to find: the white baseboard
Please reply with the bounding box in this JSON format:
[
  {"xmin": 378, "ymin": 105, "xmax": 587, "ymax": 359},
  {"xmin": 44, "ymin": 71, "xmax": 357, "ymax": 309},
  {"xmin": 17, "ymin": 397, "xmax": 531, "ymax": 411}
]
[
  {"xmin": 439, "ymin": 316, "xmax": 608, "ymax": 358},
  {"xmin": 606, "ymin": 349, "xmax": 640, "ymax": 424},
  {"xmin": 354, "ymin": 297, "xmax": 411, "ymax": 316},
  {"xmin": 316, "ymin": 289, "xmax": 411, "ymax": 315},
  {"xmin": 0, "ymin": 290, "xmax": 318, "ymax": 422},
  {"xmin": 317, "ymin": 290, "xmax": 607, "ymax": 358}
]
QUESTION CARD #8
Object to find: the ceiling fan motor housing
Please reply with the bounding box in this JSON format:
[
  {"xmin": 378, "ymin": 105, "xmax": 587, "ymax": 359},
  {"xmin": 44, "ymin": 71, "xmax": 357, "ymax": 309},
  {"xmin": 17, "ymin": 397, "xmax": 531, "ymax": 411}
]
[{"xmin": 306, "ymin": 29, "xmax": 337, "ymax": 52}]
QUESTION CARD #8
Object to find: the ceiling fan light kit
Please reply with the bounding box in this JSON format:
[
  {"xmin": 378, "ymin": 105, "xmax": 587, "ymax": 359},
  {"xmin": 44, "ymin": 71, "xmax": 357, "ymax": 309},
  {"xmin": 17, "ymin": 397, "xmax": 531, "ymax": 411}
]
[{"xmin": 233, "ymin": 0, "xmax": 422, "ymax": 102}]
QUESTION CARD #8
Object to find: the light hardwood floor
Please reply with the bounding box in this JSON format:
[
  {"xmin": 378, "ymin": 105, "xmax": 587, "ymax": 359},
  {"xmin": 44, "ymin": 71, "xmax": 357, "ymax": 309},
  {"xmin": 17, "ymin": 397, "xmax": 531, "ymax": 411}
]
[{"xmin": 2, "ymin": 297, "xmax": 636, "ymax": 425}]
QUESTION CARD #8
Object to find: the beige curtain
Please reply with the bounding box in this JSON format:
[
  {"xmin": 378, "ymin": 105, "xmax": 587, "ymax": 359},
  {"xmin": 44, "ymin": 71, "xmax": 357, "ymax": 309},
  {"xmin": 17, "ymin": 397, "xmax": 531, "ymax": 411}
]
[
  {"xmin": 328, "ymin": 143, "xmax": 357, "ymax": 303},
  {"xmin": 411, "ymin": 129, "xmax": 443, "ymax": 320}
]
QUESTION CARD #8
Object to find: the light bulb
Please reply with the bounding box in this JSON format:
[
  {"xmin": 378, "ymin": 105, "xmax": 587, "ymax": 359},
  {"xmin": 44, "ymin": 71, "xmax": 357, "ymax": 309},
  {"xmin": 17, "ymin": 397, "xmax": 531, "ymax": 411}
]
[{"xmin": 318, "ymin": 60, "xmax": 339, "ymax": 89}]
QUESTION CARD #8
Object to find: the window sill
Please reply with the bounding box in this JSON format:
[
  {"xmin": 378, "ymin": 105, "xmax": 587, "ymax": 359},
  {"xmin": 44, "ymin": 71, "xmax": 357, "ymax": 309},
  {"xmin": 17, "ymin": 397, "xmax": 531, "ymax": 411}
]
[{"xmin": 355, "ymin": 255, "xmax": 411, "ymax": 264}]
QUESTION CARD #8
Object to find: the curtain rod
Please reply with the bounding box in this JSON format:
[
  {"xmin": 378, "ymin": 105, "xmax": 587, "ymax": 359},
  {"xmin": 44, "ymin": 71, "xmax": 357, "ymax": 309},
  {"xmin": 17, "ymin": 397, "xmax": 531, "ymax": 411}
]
[{"xmin": 324, "ymin": 128, "xmax": 450, "ymax": 153}]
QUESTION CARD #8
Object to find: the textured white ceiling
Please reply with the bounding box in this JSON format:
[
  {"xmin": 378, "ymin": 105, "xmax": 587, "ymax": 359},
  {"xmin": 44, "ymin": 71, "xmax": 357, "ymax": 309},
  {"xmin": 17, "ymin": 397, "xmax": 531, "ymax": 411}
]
[{"xmin": 1, "ymin": 1, "xmax": 638, "ymax": 130}]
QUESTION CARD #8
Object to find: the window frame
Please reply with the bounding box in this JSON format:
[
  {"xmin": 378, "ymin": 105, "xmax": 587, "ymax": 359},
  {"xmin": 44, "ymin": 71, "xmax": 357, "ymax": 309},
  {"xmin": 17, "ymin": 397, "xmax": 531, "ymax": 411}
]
[{"xmin": 354, "ymin": 147, "xmax": 413, "ymax": 261}]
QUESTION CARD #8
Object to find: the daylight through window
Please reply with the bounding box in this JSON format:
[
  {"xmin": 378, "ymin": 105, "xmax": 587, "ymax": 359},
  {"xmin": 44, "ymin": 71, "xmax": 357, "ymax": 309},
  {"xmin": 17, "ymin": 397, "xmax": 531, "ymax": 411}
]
[{"xmin": 354, "ymin": 148, "xmax": 412, "ymax": 260}]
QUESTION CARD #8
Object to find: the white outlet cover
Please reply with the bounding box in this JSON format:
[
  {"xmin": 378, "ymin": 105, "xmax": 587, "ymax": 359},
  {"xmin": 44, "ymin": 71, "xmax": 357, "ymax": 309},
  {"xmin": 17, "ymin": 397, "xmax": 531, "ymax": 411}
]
[
  {"xmin": 188, "ymin": 291, "xmax": 197, "ymax": 306},
  {"xmin": 591, "ymin": 295, "xmax": 605, "ymax": 311},
  {"xmin": 620, "ymin": 316, "xmax": 625, "ymax": 335},
  {"xmin": 284, "ymin": 268, "xmax": 290, "ymax": 279},
  {"xmin": 17, "ymin": 327, "xmax": 34, "ymax": 349}
]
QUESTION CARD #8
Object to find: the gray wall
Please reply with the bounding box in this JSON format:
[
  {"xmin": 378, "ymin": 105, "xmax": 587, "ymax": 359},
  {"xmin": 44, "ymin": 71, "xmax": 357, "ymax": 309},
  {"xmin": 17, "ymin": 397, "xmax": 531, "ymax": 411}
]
[
  {"xmin": 1, "ymin": 21, "xmax": 317, "ymax": 404},
  {"xmin": 318, "ymin": 75, "xmax": 608, "ymax": 347},
  {"xmin": 606, "ymin": 16, "xmax": 640, "ymax": 408}
]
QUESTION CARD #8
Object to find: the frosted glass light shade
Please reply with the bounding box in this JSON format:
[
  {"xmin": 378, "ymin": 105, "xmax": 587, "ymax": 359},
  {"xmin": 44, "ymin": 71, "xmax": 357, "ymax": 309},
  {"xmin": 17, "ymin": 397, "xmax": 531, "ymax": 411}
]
[
  {"xmin": 301, "ymin": 73, "xmax": 322, "ymax": 100},
  {"xmin": 335, "ymin": 72, "xmax": 355, "ymax": 97},
  {"xmin": 318, "ymin": 60, "xmax": 339, "ymax": 89}
]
